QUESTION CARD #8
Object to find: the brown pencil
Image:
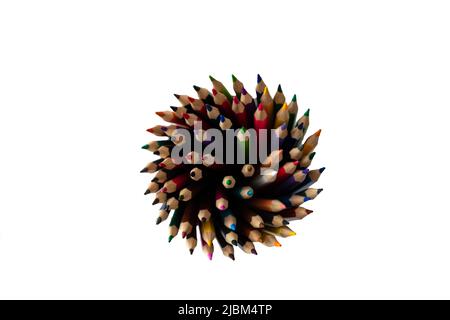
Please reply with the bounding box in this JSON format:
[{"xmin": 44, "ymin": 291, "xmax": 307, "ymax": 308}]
[
  {"xmin": 279, "ymin": 207, "xmax": 313, "ymax": 220},
  {"xmin": 248, "ymin": 198, "xmax": 286, "ymax": 212}
]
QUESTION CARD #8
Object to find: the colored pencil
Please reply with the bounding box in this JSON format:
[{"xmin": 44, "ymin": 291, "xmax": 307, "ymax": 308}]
[
  {"xmin": 215, "ymin": 229, "xmax": 235, "ymax": 260},
  {"xmin": 168, "ymin": 203, "xmax": 185, "ymax": 242},
  {"xmin": 140, "ymin": 159, "xmax": 163, "ymax": 173},
  {"xmin": 255, "ymin": 74, "xmax": 266, "ymax": 104},
  {"xmin": 156, "ymin": 203, "xmax": 170, "ymax": 225},
  {"xmin": 193, "ymin": 85, "xmax": 215, "ymax": 105},
  {"xmin": 231, "ymin": 74, "xmax": 244, "ymax": 99},
  {"xmin": 265, "ymin": 225, "xmax": 296, "ymax": 238},
  {"xmin": 189, "ymin": 167, "xmax": 203, "ymax": 181},
  {"xmin": 240, "ymin": 87, "xmax": 256, "ymax": 126},
  {"xmin": 215, "ymin": 188, "xmax": 229, "ymax": 211},
  {"xmin": 273, "ymin": 84, "xmax": 286, "ymax": 113},
  {"xmin": 231, "ymin": 96, "xmax": 247, "ymax": 127},
  {"xmin": 248, "ymin": 198, "xmax": 286, "ymax": 212},
  {"xmin": 241, "ymin": 164, "xmax": 255, "ymax": 177},
  {"xmin": 179, "ymin": 201, "xmax": 197, "ymax": 238},
  {"xmin": 261, "ymin": 86, "xmax": 274, "ymax": 124},
  {"xmin": 287, "ymin": 95, "xmax": 298, "ymax": 131},
  {"xmin": 209, "ymin": 75, "xmax": 232, "ymax": 101},
  {"xmin": 260, "ymin": 232, "xmax": 282, "ymax": 247},
  {"xmin": 279, "ymin": 207, "xmax": 313, "ymax": 220},
  {"xmin": 141, "ymin": 139, "xmax": 172, "ymax": 152},
  {"xmin": 254, "ymin": 103, "xmax": 269, "ymax": 132},
  {"xmin": 144, "ymin": 181, "xmax": 160, "ymax": 195},
  {"xmin": 273, "ymin": 102, "xmax": 289, "ymax": 128},
  {"xmin": 220, "ymin": 208, "xmax": 237, "ymax": 231},
  {"xmin": 238, "ymin": 236, "xmax": 257, "ymax": 255}
]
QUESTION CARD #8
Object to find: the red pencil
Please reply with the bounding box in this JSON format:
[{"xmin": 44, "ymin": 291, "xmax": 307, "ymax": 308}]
[
  {"xmin": 254, "ymin": 103, "xmax": 269, "ymax": 133},
  {"xmin": 231, "ymin": 96, "xmax": 247, "ymax": 127},
  {"xmin": 155, "ymin": 111, "xmax": 186, "ymax": 126}
]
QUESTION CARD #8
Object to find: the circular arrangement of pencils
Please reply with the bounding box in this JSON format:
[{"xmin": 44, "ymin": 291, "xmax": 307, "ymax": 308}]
[{"xmin": 142, "ymin": 75, "xmax": 324, "ymax": 260}]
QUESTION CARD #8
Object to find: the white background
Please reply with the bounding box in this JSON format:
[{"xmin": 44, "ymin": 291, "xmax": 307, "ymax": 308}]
[{"xmin": 1, "ymin": 0, "xmax": 450, "ymax": 299}]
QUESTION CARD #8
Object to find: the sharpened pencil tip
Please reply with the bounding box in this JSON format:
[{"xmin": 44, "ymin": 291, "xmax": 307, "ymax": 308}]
[
  {"xmin": 140, "ymin": 167, "xmax": 148, "ymax": 173},
  {"xmin": 209, "ymin": 75, "xmax": 216, "ymax": 82},
  {"xmin": 306, "ymin": 209, "xmax": 314, "ymax": 214},
  {"xmin": 193, "ymin": 85, "xmax": 200, "ymax": 91},
  {"xmin": 207, "ymin": 253, "xmax": 213, "ymax": 260},
  {"xmin": 231, "ymin": 240, "xmax": 237, "ymax": 246},
  {"xmin": 144, "ymin": 189, "xmax": 151, "ymax": 195},
  {"xmin": 251, "ymin": 249, "xmax": 258, "ymax": 255},
  {"xmin": 230, "ymin": 224, "xmax": 236, "ymax": 231},
  {"xmin": 168, "ymin": 235, "xmax": 174, "ymax": 243},
  {"xmin": 282, "ymin": 220, "xmax": 289, "ymax": 225},
  {"xmin": 319, "ymin": 167, "xmax": 326, "ymax": 173},
  {"xmin": 169, "ymin": 106, "xmax": 177, "ymax": 112},
  {"xmin": 304, "ymin": 108, "xmax": 310, "ymax": 116},
  {"xmin": 229, "ymin": 254, "xmax": 235, "ymax": 261},
  {"xmin": 181, "ymin": 232, "xmax": 187, "ymax": 238},
  {"xmin": 263, "ymin": 86, "xmax": 268, "ymax": 94},
  {"xmin": 231, "ymin": 74, "xmax": 237, "ymax": 82},
  {"xmin": 289, "ymin": 232, "xmax": 297, "ymax": 236},
  {"xmin": 152, "ymin": 199, "xmax": 159, "ymax": 205},
  {"xmin": 189, "ymin": 249, "xmax": 194, "ymax": 255},
  {"xmin": 141, "ymin": 144, "xmax": 149, "ymax": 149},
  {"xmin": 173, "ymin": 93, "xmax": 180, "ymax": 99},
  {"xmin": 315, "ymin": 129, "xmax": 322, "ymax": 137},
  {"xmin": 274, "ymin": 241, "xmax": 282, "ymax": 247},
  {"xmin": 292, "ymin": 94, "xmax": 297, "ymax": 102},
  {"xmin": 156, "ymin": 217, "xmax": 162, "ymax": 225},
  {"xmin": 317, "ymin": 188, "xmax": 323, "ymax": 194},
  {"xmin": 257, "ymin": 74, "xmax": 262, "ymax": 83},
  {"xmin": 277, "ymin": 84, "xmax": 282, "ymax": 92}
]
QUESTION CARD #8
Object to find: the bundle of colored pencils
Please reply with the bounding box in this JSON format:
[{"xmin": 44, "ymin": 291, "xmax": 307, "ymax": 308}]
[{"xmin": 142, "ymin": 75, "xmax": 324, "ymax": 260}]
